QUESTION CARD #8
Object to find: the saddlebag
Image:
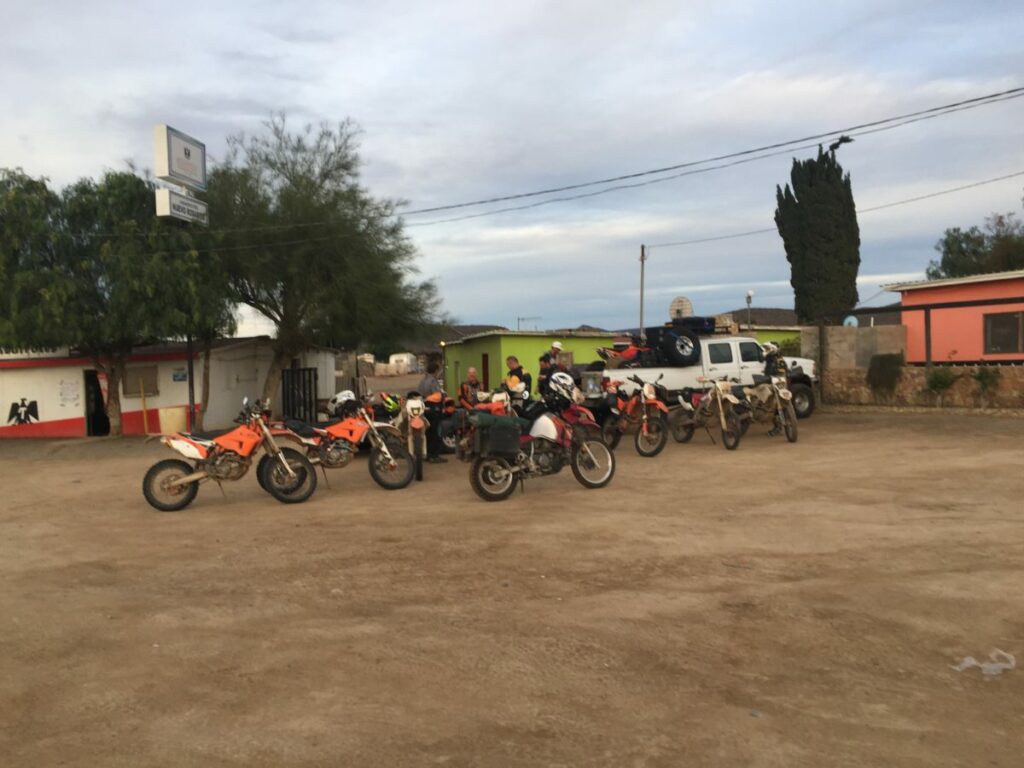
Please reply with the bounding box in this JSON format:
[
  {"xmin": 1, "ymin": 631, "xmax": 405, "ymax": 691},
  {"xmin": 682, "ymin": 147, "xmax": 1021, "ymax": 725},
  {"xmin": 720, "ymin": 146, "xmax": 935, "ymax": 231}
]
[{"xmin": 470, "ymin": 413, "xmax": 525, "ymax": 458}]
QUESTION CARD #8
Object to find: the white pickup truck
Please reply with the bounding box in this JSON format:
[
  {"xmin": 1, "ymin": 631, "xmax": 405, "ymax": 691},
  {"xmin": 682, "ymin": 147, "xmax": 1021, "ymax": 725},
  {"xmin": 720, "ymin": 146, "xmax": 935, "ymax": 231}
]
[{"xmin": 581, "ymin": 335, "xmax": 818, "ymax": 418}]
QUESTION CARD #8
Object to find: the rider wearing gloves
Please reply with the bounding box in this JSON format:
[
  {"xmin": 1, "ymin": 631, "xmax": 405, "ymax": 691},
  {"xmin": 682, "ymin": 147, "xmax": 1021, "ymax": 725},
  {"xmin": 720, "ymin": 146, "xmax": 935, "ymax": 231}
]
[{"xmin": 504, "ymin": 356, "xmax": 532, "ymax": 401}]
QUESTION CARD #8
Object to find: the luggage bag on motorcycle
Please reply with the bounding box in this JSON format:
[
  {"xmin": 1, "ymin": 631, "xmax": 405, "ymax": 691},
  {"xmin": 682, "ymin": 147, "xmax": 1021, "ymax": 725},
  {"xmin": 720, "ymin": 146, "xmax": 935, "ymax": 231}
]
[{"xmin": 470, "ymin": 413, "xmax": 527, "ymax": 458}]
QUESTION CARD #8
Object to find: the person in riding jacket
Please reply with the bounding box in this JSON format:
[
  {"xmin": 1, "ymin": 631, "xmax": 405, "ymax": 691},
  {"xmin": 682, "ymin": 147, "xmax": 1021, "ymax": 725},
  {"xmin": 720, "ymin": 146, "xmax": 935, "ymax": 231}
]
[
  {"xmin": 504, "ymin": 356, "xmax": 532, "ymax": 401},
  {"xmin": 459, "ymin": 367, "xmax": 482, "ymax": 410},
  {"xmin": 536, "ymin": 354, "xmax": 553, "ymax": 398},
  {"xmin": 417, "ymin": 362, "xmax": 447, "ymax": 463}
]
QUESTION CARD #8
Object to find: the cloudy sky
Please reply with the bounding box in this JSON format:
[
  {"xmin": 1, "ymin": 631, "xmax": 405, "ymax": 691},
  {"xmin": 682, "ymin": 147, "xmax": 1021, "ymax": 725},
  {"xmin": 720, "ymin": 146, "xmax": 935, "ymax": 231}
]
[{"xmin": 3, "ymin": 1, "xmax": 1023, "ymax": 334}]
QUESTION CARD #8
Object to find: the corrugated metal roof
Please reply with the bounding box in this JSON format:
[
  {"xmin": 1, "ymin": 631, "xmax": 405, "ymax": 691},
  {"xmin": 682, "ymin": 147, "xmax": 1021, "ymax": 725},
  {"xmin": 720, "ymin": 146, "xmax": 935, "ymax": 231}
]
[{"xmin": 883, "ymin": 269, "xmax": 1024, "ymax": 292}]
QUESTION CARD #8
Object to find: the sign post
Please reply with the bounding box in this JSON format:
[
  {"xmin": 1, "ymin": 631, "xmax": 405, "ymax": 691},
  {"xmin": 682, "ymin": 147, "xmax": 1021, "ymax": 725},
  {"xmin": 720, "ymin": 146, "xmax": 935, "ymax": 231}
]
[{"xmin": 154, "ymin": 124, "xmax": 208, "ymax": 430}]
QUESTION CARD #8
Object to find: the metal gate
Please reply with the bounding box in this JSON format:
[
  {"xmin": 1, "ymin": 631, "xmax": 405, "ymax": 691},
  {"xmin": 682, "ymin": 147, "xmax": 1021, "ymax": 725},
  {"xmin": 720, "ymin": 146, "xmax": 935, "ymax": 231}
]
[{"xmin": 281, "ymin": 367, "xmax": 318, "ymax": 424}]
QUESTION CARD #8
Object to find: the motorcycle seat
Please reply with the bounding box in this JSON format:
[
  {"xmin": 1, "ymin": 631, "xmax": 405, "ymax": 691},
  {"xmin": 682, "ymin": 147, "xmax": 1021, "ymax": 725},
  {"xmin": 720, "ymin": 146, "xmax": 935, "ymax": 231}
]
[
  {"xmin": 752, "ymin": 374, "xmax": 772, "ymax": 385},
  {"xmin": 314, "ymin": 418, "xmax": 341, "ymax": 428},
  {"xmin": 284, "ymin": 419, "xmax": 320, "ymax": 438},
  {"xmin": 731, "ymin": 385, "xmax": 748, "ymax": 400},
  {"xmin": 181, "ymin": 428, "xmax": 230, "ymax": 441}
]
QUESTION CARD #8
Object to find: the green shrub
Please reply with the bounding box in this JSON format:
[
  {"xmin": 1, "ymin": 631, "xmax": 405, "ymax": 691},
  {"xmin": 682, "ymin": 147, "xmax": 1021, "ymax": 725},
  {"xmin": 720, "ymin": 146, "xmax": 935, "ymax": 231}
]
[
  {"xmin": 926, "ymin": 367, "xmax": 958, "ymax": 395},
  {"xmin": 776, "ymin": 337, "xmax": 802, "ymax": 357},
  {"xmin": 972, "ymin": 366, "xmax": 1001, "ymax": 394},
  {"xmin": 866, "ymin": 353, "xmax": 903, "ymax": 397}
]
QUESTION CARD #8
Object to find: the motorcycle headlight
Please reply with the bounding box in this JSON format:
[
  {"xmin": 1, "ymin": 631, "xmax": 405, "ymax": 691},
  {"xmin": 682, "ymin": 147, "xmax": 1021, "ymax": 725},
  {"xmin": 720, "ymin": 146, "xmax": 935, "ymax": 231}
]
[{"xmin": 642, "ymin": 383, "xmax": 656, "ymax": 399}]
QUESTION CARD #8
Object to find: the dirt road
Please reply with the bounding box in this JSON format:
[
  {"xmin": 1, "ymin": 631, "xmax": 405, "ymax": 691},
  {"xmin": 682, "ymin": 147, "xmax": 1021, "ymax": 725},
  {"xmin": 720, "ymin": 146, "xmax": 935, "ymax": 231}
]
[{"xmin": 1, "ymin": 412, "xmax": 1021, "ymax": 767}]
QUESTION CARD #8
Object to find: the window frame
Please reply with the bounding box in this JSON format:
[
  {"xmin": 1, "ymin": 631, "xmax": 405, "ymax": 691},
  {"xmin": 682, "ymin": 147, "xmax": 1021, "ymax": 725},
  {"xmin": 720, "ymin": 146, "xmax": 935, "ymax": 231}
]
[
  {"xmin": 983, "ymin": 311, "xmax": 1023, "ymax": 354},
  {"xmin": 122, "ymin": 365, "xmax": 160, "ymax": 398},
  {"xmin": 707, "ymin": 342, "xmax": 734, "ymax": 365}
]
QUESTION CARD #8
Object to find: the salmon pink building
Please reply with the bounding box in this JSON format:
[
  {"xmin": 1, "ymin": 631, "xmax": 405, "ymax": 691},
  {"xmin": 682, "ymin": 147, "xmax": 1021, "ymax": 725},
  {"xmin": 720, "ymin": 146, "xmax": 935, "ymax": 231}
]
[{"xmin": 885, "ymin": 270, "xmax": 1024, "ymax": 364}]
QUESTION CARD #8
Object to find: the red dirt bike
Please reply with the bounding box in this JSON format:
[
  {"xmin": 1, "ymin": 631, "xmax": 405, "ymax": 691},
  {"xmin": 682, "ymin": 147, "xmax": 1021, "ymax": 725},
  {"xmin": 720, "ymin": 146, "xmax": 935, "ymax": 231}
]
[
  {"xmin": 453, "ymin": 390, "xmax": 516, "ymax": 462},
  {"xmin": 263, "ymin": 396, "xmax": 415, "ymax": 490},
  {"xmin": 468, "ymin": 397, "xmax": 615, "ymax": 502},
  {"xmin": 599, "ymin": 374, "xmax": 670, "ymax": 457},
  {"xmin": 142, "ymin": 398, "xmax": 316, "ymax": 512}
]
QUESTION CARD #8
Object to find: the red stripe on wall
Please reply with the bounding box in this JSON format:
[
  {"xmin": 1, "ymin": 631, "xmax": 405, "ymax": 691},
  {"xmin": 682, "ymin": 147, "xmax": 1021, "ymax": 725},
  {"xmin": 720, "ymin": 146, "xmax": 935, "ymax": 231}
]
[
  {"xmin": 0, "ymin": 351, "xmax": 193, "ymax": 369},
  {"xmin": 0, "ymin": 416, "xmax": 87, "ymax": 438}
]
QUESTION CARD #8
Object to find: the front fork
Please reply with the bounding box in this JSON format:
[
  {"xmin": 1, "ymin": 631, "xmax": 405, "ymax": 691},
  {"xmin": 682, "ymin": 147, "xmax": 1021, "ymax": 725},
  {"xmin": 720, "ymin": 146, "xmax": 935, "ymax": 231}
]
[{"xmin": 259, "ymin": 420, "xmax": 296, "ymax": 478}]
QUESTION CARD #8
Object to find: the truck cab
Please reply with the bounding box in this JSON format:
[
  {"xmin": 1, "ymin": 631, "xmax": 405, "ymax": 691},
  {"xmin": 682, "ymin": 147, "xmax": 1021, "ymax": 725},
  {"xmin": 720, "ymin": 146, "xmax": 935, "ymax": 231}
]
[{"xmin": 582, "ymin": 335, "xmax": 818, "ymax": 418}]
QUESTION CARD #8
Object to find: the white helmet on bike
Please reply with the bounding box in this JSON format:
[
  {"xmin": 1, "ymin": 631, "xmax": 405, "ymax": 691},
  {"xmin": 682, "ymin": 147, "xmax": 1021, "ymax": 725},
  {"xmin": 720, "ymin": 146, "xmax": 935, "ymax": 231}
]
[
  {"xmin": 327, "ymin": 389, "xmax": 357, "ymax": 416},
  {"xmin": 548, "ymin": 371, "xmax": 575, "ymax": 403},
  {"xmin": 762, "ymin": 342, "xmax": 779, "ymax": 355}
]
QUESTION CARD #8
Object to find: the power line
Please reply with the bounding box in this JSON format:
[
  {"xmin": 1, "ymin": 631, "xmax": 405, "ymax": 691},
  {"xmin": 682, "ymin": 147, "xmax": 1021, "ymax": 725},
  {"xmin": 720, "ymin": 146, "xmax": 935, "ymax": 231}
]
[
  {"xmin": 402, "ymin": 86, "xmax": 1024, "ymax": 216},
  {"xmin": 404, "ymin": 93, "xmax": 1024, "ymax": 227},
  {"xmin": 646, "ymin": 170, "xmax": 1024, "ymax": 249}
]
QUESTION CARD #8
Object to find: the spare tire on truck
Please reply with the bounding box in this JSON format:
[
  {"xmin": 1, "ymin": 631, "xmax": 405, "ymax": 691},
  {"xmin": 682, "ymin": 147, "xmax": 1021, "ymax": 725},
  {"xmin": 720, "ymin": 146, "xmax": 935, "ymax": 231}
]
[{"xmin": 661, "ymin": 328, "xmax": 700, "ymax": 366}]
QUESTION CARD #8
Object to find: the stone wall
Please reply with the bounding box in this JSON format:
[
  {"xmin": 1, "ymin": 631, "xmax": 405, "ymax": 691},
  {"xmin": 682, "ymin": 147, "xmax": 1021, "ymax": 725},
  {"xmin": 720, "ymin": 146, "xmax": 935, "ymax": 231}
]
[
  {"xmin": 823, "ymin": 365, "xmax": 1024, "ymax": 409},
  {"xmin": 801, "ymin": 325, "xmax": 906, "ymax": 368}
]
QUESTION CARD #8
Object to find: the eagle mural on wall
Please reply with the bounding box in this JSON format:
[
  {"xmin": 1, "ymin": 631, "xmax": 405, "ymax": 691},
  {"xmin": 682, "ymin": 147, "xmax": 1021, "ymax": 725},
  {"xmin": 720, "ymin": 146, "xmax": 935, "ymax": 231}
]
[{"xmin": 7, "ymin": 398, "xmax": 40, "ymax": 425}]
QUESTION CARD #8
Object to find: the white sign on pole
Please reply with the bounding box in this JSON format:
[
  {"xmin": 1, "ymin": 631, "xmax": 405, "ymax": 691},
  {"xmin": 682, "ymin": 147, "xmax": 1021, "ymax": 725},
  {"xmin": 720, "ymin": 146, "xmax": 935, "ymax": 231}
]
[
  {"xmin": 155, "ymin": 188, "xmax": 209, "ymax": 225},
  {"xmin": 154, "ymin": 124, "xmax": 207, "ymax": 191}
]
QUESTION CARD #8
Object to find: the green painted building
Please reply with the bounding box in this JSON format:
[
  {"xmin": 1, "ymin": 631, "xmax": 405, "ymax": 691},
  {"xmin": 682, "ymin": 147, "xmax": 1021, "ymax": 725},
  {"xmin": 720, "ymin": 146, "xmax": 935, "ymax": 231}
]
[{"xmin": 441, "ymin": 330, "xmax": 618, "ymax": 395}]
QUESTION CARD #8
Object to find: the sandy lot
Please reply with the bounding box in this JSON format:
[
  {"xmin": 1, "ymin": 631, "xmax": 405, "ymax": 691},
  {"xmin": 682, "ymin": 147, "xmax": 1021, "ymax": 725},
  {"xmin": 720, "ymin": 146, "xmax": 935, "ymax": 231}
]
[{"xmin": 1, "ymin": 411, "xmax": 1022, "ymax": 767}]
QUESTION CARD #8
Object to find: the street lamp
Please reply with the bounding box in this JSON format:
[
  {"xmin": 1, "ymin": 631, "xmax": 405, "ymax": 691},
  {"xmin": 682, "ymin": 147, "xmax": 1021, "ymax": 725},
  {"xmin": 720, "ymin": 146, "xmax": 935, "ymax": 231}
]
[{"xmin": 745, "ymin": 290, "xmax": 754, "ymax": 332}]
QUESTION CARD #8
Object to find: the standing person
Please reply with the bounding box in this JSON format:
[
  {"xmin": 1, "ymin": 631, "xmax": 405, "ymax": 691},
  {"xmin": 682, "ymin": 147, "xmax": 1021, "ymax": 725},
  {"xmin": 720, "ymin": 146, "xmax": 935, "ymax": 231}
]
[
  {"xmin": 504, "ymin": 356, "xmax": 532, "ymax": 401},
  {"xmin": 550, "ymin": 341, "xmax": 565, "ymax": 370},
  {"xmin": 459, "ymin": 367, "xmax": 482, "ymax": 409},
  {"xmin": 416, "ymin": 362, "xmax": 446, "ymax": 463},
  {"xmin": 536, "ymin": 354, "xmax": 553, "ymax": 398}
]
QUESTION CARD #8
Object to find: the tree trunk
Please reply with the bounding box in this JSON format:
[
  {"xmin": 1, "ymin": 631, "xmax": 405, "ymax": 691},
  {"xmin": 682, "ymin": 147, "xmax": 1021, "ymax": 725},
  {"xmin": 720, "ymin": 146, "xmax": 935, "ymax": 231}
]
[
  {"xmin": 103, "ymin": 357, "xmax": 126, "ymax": 437},
  {"xmin": 194, "ymin": 340, "xmax": 213, "ymax": 433},
  {"xmin": 261, "ymin": 348, "xmax": 291, "ymax": 414}
]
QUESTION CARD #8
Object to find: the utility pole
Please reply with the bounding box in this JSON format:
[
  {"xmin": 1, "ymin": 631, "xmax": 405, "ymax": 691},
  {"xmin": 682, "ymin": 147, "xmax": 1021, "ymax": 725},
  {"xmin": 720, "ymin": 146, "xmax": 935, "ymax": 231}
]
[
  {"xmin": 516, "ymin": 316, "xmax": 541, "ymax": 331},
  {"xmin": 639, "ymin": 244, "xmax": 647, "ymax": 343}
]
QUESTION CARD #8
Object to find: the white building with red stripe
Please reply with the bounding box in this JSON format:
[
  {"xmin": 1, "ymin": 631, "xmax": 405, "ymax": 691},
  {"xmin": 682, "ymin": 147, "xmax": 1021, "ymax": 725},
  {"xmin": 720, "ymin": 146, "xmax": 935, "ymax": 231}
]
[{"xmin": 0, "ymin": 338, "xmax": 337, "ymax": 438}]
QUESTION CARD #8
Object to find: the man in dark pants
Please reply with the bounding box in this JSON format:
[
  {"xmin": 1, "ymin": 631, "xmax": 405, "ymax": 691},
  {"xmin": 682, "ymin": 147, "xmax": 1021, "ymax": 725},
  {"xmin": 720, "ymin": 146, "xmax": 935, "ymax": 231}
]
[{"xmin": 416, "ymin": 362, "xmax": 447, "ymax": 463}]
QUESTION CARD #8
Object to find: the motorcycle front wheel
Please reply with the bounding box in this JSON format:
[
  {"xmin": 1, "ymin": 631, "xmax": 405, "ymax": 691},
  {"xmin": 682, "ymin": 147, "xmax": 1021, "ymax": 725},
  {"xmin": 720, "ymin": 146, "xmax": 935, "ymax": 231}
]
[
  {"xmin": 368, "ymin": 444, "xmax": 415, "ymax": 490},
  {"xmin": 260, "ymin": 447, "xmax": 318, "ymax": 503},
  {"xmin": 571, "ymin": 439, "xmax": 616, "ymax": 489},
  {"xmin": 412, "ymin": 430, "xmax": 426, "ymax": 482},
  {"xmin": 142, "ymin": 459, "xmax": 198, "ymax": 512},
  {"xmin": 783, "ymin": 402, "xmax": 798, "ymax": 443},
  {"xmin": 470, "ymin": 456, "xmax": 517, "ymax": 501},
  {"xmin": 634, "ymin": 414, "xmax": 668, "ymax": 457},
  {"xmin": 721, "ymin": 412, "xmax": 742, "ymax": 451}
]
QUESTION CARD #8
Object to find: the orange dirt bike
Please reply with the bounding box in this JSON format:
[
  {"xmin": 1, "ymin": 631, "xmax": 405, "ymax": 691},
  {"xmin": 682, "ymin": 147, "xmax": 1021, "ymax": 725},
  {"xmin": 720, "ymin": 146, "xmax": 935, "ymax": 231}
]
[
  {"xmin": 599, "ymin": 374, "xmax": 670, "ymax": 457},
  {"xmin": 391, "ymin": 391, "xmax": 429, "ymax": 482},
  {"xmin": 262, "ymin": 395, "xmax": 415, "ymax": 490},
  {"xmin": 142, "ymin": 397, "xmax": 316, "ymax": 512}
]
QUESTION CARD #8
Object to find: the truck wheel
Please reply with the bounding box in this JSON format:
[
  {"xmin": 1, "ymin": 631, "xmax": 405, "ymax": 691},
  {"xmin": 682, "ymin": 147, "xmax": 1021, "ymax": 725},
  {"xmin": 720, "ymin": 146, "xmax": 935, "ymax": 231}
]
[
  {"xmin": 790, "ymin": 382, "xmax": 815, "ymax": 418},
  {"xmin": 661, "ymin": 329, "xmax": 700, "ymax": 366}
]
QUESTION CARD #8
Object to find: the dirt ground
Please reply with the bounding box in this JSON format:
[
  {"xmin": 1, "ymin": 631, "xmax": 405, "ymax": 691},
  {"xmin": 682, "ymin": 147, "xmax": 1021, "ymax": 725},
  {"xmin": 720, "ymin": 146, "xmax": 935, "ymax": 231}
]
[{"xmin": 1, "ymin": 411, "xmax": 1022, "ymax": 767}]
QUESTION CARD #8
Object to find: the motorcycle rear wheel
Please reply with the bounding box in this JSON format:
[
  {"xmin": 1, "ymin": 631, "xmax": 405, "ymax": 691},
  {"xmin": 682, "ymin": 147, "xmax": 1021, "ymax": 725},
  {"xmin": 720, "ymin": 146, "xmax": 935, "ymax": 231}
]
[
  {"xmin": 670, "ymin": 413, "xmax": 695, "ymax": 443},
  {"xmin": 143, "ymin": 459, "xmax": 198, "ymax": 512},
  {"xmin": 634, "ymin": 414, "xmax": 668, "ymax": 457},
  {"xmin": 571, "ymin": 439, "xmax": 616, "ymax": 489},
  {"xmin": 470, "ymin": 456, "xmax": 517, "ymax": 501},
  {"xmin": 261, "ymin": 448, "xmax": 317, "ymax": 503},
  {"xmin": 600, "ymin": 414, "xmax": 623, "ymax": 449}
]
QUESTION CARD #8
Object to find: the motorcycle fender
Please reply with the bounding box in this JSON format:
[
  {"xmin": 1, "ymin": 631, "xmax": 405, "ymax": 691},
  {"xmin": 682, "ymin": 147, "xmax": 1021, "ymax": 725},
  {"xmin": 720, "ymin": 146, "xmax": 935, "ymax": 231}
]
[
  {"xmin": 373, "ymin": 423, "xmax": 403, "ymax": 439},
  {"xmin": 649, "ymin": 400, "xmax": 669, "ymax": 413},
  {"xmin": 723, "ymin": 394, "xmax": 740, "ymax": 405},
  {"xmin": 410, "ymin": 416, "xmax": 426, "ymax": 430},
  {"xmin": 778, "ymin": 389, "xmax": 793, "ymax": 400},
  {"xmin": 164, "ymin": 436, "xmax": 206, "ymax": 460}
]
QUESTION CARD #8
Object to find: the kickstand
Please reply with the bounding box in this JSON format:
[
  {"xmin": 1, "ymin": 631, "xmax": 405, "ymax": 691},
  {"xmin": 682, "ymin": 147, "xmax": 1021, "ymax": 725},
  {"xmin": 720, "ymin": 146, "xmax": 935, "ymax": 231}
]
[
  {"xmin": 519, "ymin": 474, "xmax": 526, "ymax": 494},
  {"xmin": 216, "ymin": 480, "xmax": 227, "ymax": 499},
  {"xmin": 320, "ymin": 466, "xmax": 331, "ymax": 488},
  {"xmin": 704, "ymin": 425, "xmax": 717, "ymax": 445}
]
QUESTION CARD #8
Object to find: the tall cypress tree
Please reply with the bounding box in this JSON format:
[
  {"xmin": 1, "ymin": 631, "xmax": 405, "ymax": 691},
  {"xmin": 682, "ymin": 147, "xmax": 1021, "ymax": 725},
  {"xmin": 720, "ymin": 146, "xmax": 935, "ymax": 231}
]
[{"xmin": 774, "ymin": 146, "xmax": 861, "ymax": 323}]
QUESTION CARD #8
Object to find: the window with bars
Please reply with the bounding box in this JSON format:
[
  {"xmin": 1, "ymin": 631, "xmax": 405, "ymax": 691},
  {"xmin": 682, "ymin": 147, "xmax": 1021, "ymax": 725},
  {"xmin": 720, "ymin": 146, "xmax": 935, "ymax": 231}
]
[
  {"xmin": 122, "ymin": 365, "xmax": 159, "ymax": 397},
  {"xmin": 983, "ymin": 312, "xmax": 1023, "ymax": 354}
]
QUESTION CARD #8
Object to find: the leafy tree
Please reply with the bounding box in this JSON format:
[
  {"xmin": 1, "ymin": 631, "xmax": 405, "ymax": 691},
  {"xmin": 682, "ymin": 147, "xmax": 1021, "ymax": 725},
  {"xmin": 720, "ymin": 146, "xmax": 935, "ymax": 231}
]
[
  {"xmin": 775, "ymin": 146, "xmax": 861, "ymax": 323},
  {"xmin": 0, "ymin": 170, "xmax": 64, "ymax": 348},
  {"xmin": 927, "ymin": 211, "xmax": 1024, "ymax": 279},
  {"xmin": 5, "ymin": 170, "xmax": 233, "ymax": 435},
  {"xmin": 206, "ymin": 114, "xmax": 439, "ymax": 403}
]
